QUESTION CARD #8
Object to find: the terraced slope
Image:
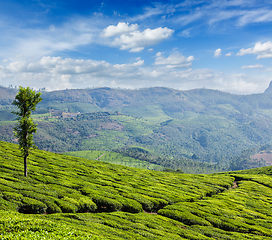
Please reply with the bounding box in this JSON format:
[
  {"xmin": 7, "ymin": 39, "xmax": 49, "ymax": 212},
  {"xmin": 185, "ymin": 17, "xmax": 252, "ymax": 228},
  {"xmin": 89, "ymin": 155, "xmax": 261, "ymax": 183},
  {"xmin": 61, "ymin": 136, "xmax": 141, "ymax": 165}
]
[{"xmin": 1, "ymin": 140, "xmax": 272, "ymax": 239}]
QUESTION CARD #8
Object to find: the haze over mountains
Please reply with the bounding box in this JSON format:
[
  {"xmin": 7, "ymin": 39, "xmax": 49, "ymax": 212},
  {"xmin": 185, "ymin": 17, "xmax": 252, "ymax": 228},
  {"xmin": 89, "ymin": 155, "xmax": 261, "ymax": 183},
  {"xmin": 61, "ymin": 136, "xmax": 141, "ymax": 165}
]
[{"xmin": 264, "ymin": 81, "xmax": 272, "ymax": 94}]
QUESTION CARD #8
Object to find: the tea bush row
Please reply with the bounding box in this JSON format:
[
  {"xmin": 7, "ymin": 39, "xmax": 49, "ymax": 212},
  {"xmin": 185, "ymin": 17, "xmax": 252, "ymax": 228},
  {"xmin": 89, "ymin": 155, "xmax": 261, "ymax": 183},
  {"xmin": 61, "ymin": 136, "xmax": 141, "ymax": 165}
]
[
  {"xmin": 158, "ymin": 179, "xmax": 272, "ymax": 237},
  {"xmin": 0, "ymin": 141, "xmax": 235, "ymax": 214}
]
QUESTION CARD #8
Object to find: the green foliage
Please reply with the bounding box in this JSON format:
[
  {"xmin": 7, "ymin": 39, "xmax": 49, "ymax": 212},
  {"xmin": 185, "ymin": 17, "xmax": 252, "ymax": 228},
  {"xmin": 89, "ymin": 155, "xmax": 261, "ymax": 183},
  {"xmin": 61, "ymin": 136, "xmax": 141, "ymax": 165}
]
[
  {"xmin": 2, "ymin": 86, "xmax": 272, "ymax": 172},
  {"xmin": 55, "ymin": 198, "xmax": 78, "ymax": 213},
  {"xmin": 158, "ymin": 178, "xmax": 272, "ymax": 237},
  {"xmin": 229, "ymin": 148, "xmax": 266, "ymax": 171},
  {"xmin": 1, "ymin": 141, "xmax": 272, "ymax": 239},
  {"xmin": 115, "ymin": 147, "xmax": 223, "ymax": 173},
  {"xmin": 12, "ymin": 86, "xmax": 42, "ymax": 176},
  {"xmin": 78, "ymin": 197, "xmax": 97, "ymax": 212},
  {"xmin": 18, "ymin": 197, "xmax": 47, "ymax": 214},
  {"xmin": 92, "ymin": 195, "xmax": 122, "ymax": 212},
  {"xmin": 2, "ymin": 87, "xmax": 272, "ymax": 171},
  {"xmin": 64, "ymin": 150, "xmax": 164, "ymax": 171}
]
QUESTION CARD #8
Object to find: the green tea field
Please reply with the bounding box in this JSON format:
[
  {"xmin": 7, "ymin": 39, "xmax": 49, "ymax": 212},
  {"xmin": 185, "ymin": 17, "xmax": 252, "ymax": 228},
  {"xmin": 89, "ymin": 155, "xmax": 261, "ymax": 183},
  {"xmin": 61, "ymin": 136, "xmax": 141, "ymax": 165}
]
[{"xmin": 1, "ymin": 140, "xmax": 272, "ymax": 239}]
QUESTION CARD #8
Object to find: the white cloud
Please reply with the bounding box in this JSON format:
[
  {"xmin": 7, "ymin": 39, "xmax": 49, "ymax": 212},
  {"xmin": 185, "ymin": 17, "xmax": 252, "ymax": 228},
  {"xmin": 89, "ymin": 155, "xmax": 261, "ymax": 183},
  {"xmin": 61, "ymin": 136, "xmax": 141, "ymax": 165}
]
[
  {"xmin": 214, "ymin": 48, "xmax": 222, "ymax": 58},
  {"xmin": 179, "ymin": 29, "xmax": 191, "ymax": 37},
  {"xmin": 129, "ymin": 4, "xmax": 172, "ymax": 22},
  {"xmin": 102, "ymin": 22, "xmax": 138, "ymax": 37},
  {"xmin": 129, "ymin": 47, "xmax": 144, "ymax": 52},
  {"xmin": 103, "ymin": 23, "xmax": 174, "ymax": 52},
  {"xmin": 154, "ymin": 52, "xmax": 194, "ymax": 68},
  {"xmin": 237, "ymin": 41, "xmax": 272, "ymax": 59},
  {"xmin": 0, "ymin": 17, "xmax": 98, "ymax": 60},
  {"xmin": 0, "ymin": 56, "xmax": 269, "ymax": 94},
  {"xmin": 172, "ymin": 1, "xmax": 272, "ymax": 32},
  {"xmin": 214, "ymin": 73, "xmax": 262, "ymax": 94},
  {"xmin": 0, "ymin": 56, "xmax": 147, "ymax": 90},
  {"xmin": 241, "ymin": 64, "xmax": 263, "ymax": 69},
  {"xmin": 4, "ymin": 56, "xmax": 144, "ymax": 77},
  {"xmin": 156, "ymin": 52, "xmax": 163, "ymax": 57},
  {"xmin": 225, "ymin": 52, "xmax": 232, "ymax": 57},
  {"xmin": 7, "ymin": 61, "xmax": 28, "ymax": 72},
  {"xmin": 237, "ymin": 9, "xmax": 272, "ymax": 26}
]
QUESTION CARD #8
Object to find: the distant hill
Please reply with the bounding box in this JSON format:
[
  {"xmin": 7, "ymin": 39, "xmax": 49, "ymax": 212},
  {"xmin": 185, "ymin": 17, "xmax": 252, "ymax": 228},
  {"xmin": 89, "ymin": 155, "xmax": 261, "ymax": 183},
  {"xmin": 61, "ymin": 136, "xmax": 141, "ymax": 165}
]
[
  {"xmin": 0, "ymin": 86, "xmax": 17, "ymax": 103},
  {"xmin": 2, "ymin": 86, "xmax": 272, "ymax": 170},
  {"xmin": 264, "ymin": 81, "xmax": 272, "ymax": 94}
]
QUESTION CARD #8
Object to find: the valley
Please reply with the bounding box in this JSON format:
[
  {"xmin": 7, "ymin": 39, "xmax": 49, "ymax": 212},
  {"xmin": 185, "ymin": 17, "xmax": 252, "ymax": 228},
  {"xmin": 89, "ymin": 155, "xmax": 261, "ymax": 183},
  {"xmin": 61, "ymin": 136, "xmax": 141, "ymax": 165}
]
[
  {"xmin": 1, "ymin": 86, "xmax": 272, "ymax": 172},
  {"xmin": 1, "ymin": 86, "xmax": 272, "ymax": 239}
]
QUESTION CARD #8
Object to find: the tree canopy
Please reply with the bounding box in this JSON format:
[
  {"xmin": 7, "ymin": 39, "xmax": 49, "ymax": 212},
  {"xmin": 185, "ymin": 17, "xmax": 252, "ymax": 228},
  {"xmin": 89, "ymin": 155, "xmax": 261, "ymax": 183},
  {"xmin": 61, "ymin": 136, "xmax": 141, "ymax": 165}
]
[{"xmin": 12, "ymin": 86, "xmax": 42, "ymax": 176}]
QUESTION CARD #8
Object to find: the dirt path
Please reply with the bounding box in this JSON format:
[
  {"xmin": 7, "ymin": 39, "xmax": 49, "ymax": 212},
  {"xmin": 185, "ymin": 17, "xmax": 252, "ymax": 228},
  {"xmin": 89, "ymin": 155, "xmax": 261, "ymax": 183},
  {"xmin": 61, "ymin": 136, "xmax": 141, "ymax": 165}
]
[
  {"xmin": 230, "ymin": 181, "xmax": 238, "ymax": 189},
  {"xmin": 144, "ymin": 211, "xmax": 157, "ymax": 215},
  {"xmin": 146, "ymin": 163, "xmax": 152, "ymax": 170},
  {"xmin": 96, "ymin": 152, "xmax": 107, "ymax": 160}
]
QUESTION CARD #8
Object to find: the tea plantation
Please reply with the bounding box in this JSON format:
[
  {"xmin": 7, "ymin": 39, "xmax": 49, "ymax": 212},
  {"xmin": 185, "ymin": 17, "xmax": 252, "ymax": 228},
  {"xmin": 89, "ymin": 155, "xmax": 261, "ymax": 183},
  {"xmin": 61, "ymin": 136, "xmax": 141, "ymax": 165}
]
[{"xmin": 0, "ymin": 140, "xmax": 272, "ymax": 239}]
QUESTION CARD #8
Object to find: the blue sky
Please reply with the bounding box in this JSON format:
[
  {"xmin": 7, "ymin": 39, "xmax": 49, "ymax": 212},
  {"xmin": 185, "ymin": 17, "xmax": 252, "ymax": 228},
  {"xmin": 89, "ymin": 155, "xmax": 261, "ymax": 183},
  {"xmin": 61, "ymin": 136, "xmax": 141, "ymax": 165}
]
[{"xmin": 0, "ymin": 0, "xmax": 272, "ymax": 94}]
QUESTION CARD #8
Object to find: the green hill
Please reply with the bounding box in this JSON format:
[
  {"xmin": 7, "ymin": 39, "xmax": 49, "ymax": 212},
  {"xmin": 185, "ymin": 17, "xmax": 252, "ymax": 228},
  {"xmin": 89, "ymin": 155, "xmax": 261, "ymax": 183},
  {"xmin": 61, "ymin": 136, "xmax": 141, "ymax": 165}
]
[
  {"xmin": 1, "ymin": 141, "xmax": 272, "ymax": 239},
  {"xmin": 2, "ymin": 86, "xmax": 272, "ymax": 170}
]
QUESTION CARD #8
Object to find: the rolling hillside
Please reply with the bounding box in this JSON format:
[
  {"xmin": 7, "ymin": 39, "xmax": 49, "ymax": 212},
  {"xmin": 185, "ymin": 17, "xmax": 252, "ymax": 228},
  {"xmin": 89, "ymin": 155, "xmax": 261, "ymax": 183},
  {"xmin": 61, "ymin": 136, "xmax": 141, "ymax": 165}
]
[
  {"xmin": 1, "ymin": 86, "xmax": 272, "ymax": 170},
  {"xmin": 1, "ymin": 141, "xmax": 272, "ymax": 239}
]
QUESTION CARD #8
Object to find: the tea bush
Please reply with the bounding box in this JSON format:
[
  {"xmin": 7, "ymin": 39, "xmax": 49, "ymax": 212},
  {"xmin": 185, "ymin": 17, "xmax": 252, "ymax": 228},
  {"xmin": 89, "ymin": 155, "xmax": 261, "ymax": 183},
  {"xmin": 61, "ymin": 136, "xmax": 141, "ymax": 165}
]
[
  {"xmin": 18, "ymin": 197, "xmax": 47, "ymax": 214},
  {"xmin": 1, "ymin": 141, "xmax": 272, "ymax": 239}
]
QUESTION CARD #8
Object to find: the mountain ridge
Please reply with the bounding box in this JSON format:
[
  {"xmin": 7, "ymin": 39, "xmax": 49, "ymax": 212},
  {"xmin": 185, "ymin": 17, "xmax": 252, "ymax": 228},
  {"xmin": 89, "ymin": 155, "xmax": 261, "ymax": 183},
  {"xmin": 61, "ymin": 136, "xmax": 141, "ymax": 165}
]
[{"xmin": 1, "ymin": 86, "xmax": 272, "ymax": 170}]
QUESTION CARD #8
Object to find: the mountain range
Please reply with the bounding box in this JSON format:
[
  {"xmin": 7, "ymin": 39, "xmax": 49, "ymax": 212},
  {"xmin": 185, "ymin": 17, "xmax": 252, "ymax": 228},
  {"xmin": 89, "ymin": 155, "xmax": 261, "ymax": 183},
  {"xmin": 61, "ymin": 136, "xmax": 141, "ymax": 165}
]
[{"xmin": 1, "ymin": 85, "xmax": 272, "ymax": 171}]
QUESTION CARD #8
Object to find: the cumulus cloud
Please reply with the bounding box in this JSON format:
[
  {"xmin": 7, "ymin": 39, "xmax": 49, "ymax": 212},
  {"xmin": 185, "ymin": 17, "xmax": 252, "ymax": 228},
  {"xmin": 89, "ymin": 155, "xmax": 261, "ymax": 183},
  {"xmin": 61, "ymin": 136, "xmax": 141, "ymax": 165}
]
[
  {"xmin": 213, "ymin": 48, "xmax": 222, "ymax": 58},
  {"xmin": 154, "ymin": 52, "xmax": 194, "ymax": 68},
  {"xmin": 225, "ymin": 52, "xmax": 232, "ymax": 57},
  {"xmin": 102, "ymin": 22, "xmax": 174, "ymax": 52},
  {"xmin": 3, "ymin": 56, "xmax": 146, "ymax": 82},
  {"xmin": 241, "ymin": 64, "xmax": 263, "ymax": 69},
  {"xmin": 102, "ymin": 22, "xmax": 138, "ymax": 37},
  {"xmin": 0, "ymin": 56, "xmax": 146, "ymax": 90},
  {"xmin": 237, "ymin": 41, "xmax": 272, "ymax": 59},
  {"xmin": 5, "ymin": 56, "xmax": 145, "ymax": 76},
  {"xmin": 0, "ymin": 55, "xmax": 268, "ymax": 94},
  {"xmin": 7, "ymin": 61, "xmax": 28, "ymax": 72}
]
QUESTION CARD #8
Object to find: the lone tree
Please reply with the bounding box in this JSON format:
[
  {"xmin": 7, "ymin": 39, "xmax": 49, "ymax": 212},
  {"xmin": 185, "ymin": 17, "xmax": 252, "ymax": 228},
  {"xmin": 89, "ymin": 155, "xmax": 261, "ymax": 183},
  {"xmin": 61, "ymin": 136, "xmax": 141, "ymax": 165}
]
[{"xmin": 12, "ymin": 86, "xmax": 42, "ymax": 177}]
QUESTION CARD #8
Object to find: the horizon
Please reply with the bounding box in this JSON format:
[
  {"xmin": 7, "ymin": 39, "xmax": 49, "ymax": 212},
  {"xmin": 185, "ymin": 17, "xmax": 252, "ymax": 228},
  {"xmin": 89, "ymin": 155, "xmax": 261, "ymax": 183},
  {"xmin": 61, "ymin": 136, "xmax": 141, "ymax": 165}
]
[
  {"xmin": 2, "ymin": 83, "xmax": 271, "ymax": 96},
  {"xmin": 0, "ymin": 0, "xmax": 272, "ymax": 94}
]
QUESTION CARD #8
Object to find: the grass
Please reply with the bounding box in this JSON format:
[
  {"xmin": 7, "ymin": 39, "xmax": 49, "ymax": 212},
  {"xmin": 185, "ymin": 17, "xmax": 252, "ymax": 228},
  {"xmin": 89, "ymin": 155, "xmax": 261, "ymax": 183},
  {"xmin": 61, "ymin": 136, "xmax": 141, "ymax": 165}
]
[
  {"xmin": 1, "ymin": 140, "xmax": 272, "ymax": 239},
  {"xmin": 81, "ymin": 130, "xmax": 129, "ymax": 150},
  {"xmin": 119, "ymin": 105, "xmax": 172, "ymax": 124},
  {"xmin": 0, "ymin": 120, "xmax": 16, "ymax": 127},
  {"xmin": 110, "ymin": 114, "xmax": 155, "ymax": 135},
  {"xmin": 64, "ymin": 150, "xmax": 164, "ymax": 170}
]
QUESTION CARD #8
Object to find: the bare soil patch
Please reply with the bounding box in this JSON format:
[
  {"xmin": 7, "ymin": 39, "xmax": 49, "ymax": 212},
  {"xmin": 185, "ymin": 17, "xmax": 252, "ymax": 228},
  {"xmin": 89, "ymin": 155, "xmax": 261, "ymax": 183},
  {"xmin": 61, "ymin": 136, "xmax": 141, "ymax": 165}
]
[
  {"xmin": 251, "ymin": 152, "xmax": 272, "ymax": 166},
  {"xmin": 230, "ymin": 181, "xmax": 238, "ymax": 189}
]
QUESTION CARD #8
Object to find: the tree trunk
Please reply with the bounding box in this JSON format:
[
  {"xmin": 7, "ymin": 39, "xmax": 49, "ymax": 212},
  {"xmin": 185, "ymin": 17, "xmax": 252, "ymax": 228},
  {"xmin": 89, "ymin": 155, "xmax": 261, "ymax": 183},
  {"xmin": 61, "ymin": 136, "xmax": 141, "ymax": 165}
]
[{"xmin": 24, "ymin": 154, "xmax": 27, "ymax": 177}]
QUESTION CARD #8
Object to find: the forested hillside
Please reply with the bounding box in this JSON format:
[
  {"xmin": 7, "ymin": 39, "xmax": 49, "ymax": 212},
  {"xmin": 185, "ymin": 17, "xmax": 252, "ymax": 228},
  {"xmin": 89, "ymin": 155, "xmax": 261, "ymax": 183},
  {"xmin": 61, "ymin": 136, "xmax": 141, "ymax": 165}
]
[{"xmin": 1, "ymin": 86, "xmax": 272, "ymax": 170}]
